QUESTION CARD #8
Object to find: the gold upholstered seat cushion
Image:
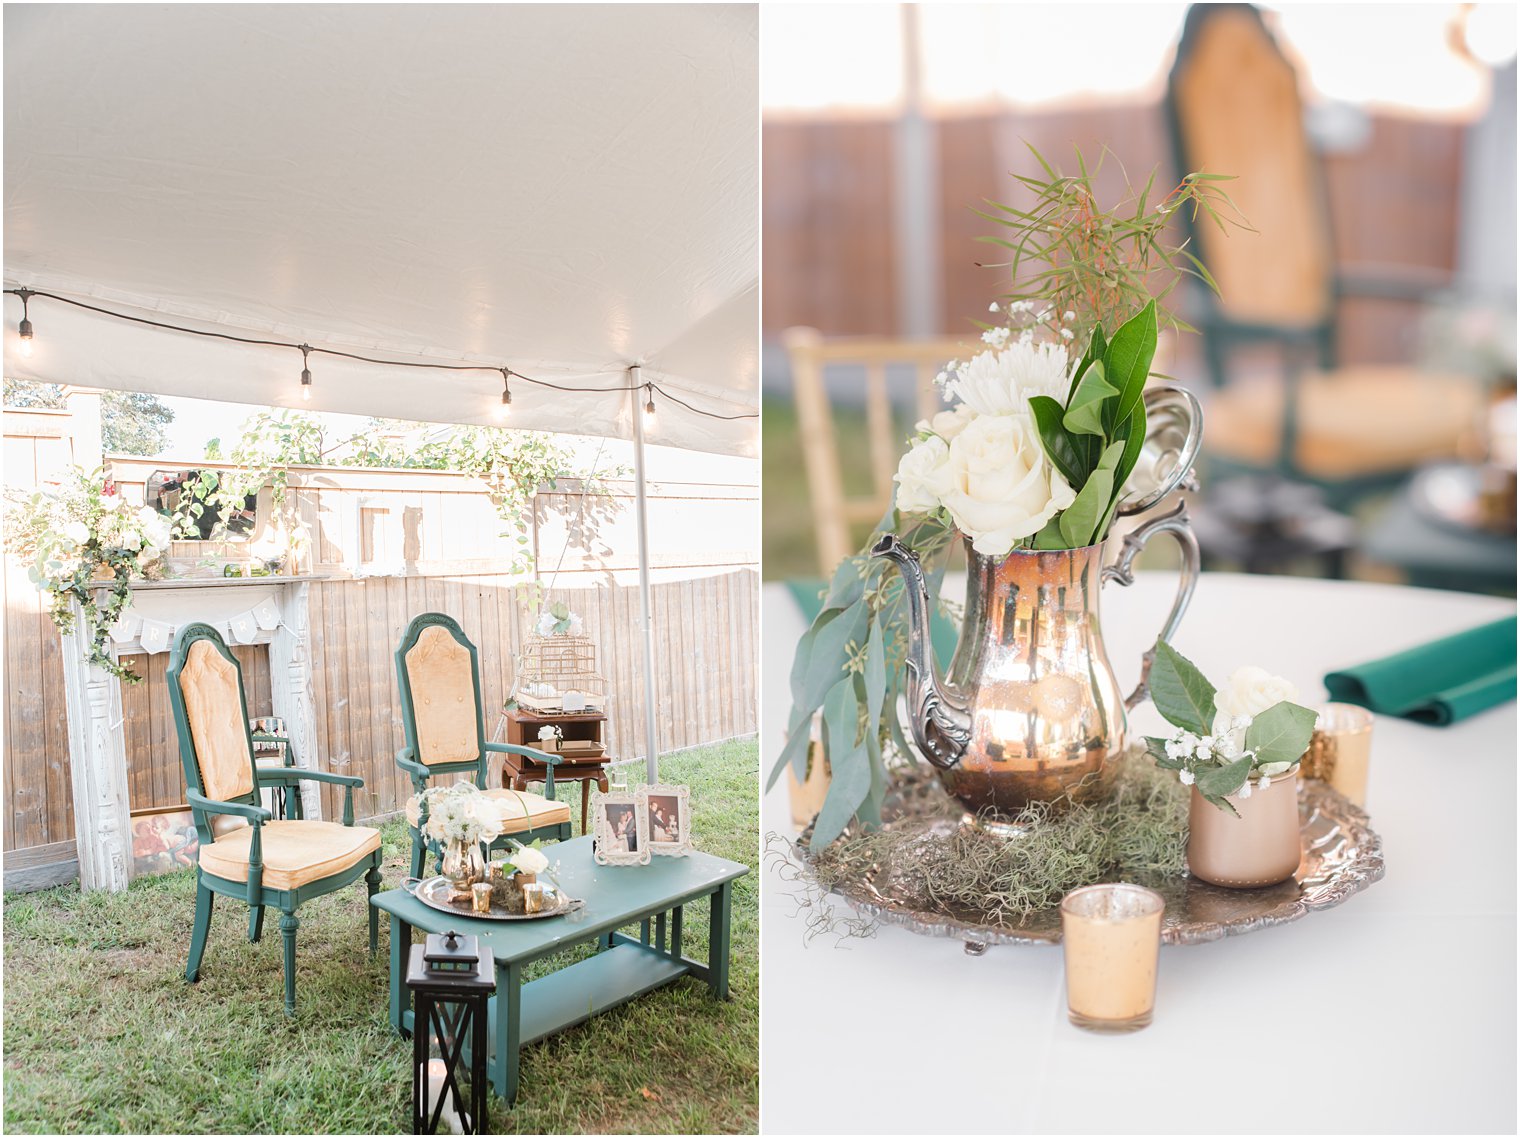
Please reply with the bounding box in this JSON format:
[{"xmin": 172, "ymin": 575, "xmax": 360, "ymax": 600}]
[
  {"xmin": 1205, "ymin": 367, "xmax": 1483, "ymax": 480},
  {"xmin": 199, "ymin": 820, "xmax": 381, "ymax": 891},
  {"xmin": 405, "ymin": 787, "xmax": 571, "ymax": 833}
]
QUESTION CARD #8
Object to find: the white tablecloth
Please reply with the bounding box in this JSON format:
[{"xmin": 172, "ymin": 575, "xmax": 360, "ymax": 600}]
[{"xmin": 760, "ymin": 572, "xmax": 1516, "ymax": 1135}]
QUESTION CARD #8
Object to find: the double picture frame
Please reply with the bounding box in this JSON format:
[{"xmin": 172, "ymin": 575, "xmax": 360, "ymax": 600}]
[{"xmin": 593, "ymin": 784, "xmax": 692, "ymax": 865}]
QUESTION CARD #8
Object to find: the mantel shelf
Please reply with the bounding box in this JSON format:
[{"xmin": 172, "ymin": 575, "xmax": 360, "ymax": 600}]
[{"xmin": 100, "ymin": 574, "xmax": 332, "ymax": 591}]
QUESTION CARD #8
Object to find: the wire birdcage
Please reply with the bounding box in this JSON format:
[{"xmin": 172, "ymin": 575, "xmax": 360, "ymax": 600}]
[{"xmin": 516, "ymin": 633, "xmax": 606, "ymax": 694}]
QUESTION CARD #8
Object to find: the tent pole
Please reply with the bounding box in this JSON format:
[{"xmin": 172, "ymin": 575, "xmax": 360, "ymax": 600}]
[{"xmin": 629, "ymin": 366, "xmax": 660, "ymax": 784}]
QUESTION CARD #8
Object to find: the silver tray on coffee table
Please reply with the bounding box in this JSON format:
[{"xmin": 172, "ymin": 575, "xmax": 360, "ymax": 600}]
[
  {"xmin": 793, "ymin": 772, "xmax": 1385, "ymax": 949},
  {"xmin": 404, "ymin": 875, "xmax": 583, "ymax": 921}
]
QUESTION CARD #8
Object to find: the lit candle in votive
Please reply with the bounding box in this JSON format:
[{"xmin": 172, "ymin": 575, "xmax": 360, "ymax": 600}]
[{"xmin": 1305, "ymin": 703, "xmax": 1374, "ymax": 807}]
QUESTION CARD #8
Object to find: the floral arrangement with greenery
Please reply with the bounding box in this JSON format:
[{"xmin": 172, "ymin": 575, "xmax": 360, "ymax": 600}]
[
  {"xmin": 418, "ymin": 782, "xmax": 508, "ymax": 847},
  {"xmin": 771, "ymin": 147, "xmax": 1247, "ymax": 849},
  {"xmin": 4, "ymin": 466, "xmax": 172, "ymax": 681},
  {"xmin": 1144, "ymin": 640, "xmax": 1317, "ymax": 815},
  {"xmin": 535, "ymin": 601, "xmax": 584, "ymax": 637}
]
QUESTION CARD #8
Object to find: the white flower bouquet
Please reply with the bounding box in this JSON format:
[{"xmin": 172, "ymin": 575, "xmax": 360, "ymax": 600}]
[
  {"xmin": 894, "ymin": 300, "xmax": 1156, "ymax": 557},
  {"xmin": 418, "ymin": 782, "xmax": 508, "ymax": 846},
  {"xmin": 4, "ymin": 466, "xmax": 173, "ymax": 681},
  {"xmin": 1144, "ymin": 641, "xmax": 1318, "ymax": 815},
  {"xmin": 503, "ymin": 842, "xmax": 550, "ymax": 876},
  {"xmin": 535, "ymin": 601, "xmax": 583, "ymax": 638}
]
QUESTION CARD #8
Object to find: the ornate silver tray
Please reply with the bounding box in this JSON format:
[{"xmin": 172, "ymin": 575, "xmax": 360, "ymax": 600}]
[
  {"xmin": 793, "ymin": 775, "xmax": 1384, "ymax": 948},
  {"xmin": 404, "ymin": 876, "xmax": 583, "ymax": 922}
]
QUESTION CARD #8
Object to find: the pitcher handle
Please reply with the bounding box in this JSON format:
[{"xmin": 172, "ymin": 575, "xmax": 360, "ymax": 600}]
[{"xmin": 1101, "ymin": 500, "xmax": 1200, "ymax": 709}]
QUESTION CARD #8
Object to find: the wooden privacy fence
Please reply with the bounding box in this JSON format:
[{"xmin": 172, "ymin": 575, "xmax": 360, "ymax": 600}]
[{"xmin": 4, "ymin": 568, "xmax": 758, "ymax": 863}]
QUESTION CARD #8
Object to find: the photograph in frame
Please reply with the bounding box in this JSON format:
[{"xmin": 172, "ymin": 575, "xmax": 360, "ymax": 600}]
[
  {"xmin": 641, "ymin": 784, "xmax": 692, "ymax": 856},
  {"xmin": 593, "ymin": 792, "xmax": 650, "ymax": 866}
]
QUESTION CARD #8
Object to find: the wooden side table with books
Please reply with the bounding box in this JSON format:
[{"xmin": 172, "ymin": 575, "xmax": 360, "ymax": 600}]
[{"xmin": 500, "ymin": 707, "xmax": 611, "ymax": 834}]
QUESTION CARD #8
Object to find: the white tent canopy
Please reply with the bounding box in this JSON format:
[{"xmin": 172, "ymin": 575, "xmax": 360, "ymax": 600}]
[{"xmin": 3, "ymin": 3, "xmax": 758, "ymax": 456}]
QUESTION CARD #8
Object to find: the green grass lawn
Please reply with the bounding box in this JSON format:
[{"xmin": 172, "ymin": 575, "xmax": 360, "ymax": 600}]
[{"xmin": 2, "ymin": 738, "xmax": 759, "ymax": 1135}]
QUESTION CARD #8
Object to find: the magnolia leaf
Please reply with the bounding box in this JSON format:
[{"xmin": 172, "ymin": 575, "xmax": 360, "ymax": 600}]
[
  {"xmin": 1031, "ymin": 514, "xmax": 1067, "ymax": 550},
  {"xmin": 1094, "ymin": 403, "xmax": 1148, "ymax": 541},
  {"xmin": 1029, "ymin": 395, "xmax": 1085, "ymax": 487},
  {"xmin": 811, "ymin": 678, "xmax": 873, "ymax": 850},
  {"xmin": 1149, "ymin": 639, "xmax": 1217, "ymax": 734},
  {"xmin": 1104, "ymin": 300, "xmax": 1158, "ymax": 432},
  {"xmin": 1196, "ymin": 753, "xmax": 1253, "ymax": 801},
  {"xmin": 1063, "ymin": 358, "xmax": 1118, "ymax": 438},
  {"xmin": 1244, "ymin": 701, "xmax": 1318, "ymax": 770},
  {"xmin": 1058, "ymin": 440, "xmax": 1124, "ymax": 548}
]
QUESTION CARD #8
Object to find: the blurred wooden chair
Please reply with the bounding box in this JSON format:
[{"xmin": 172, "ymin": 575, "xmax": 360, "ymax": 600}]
[
  {"xmin": 1165, "ymin": 2, "xmax": 1483, "ymax": 501},
  {"xmin": 785, "ymin": 327, "xmax": 969, "ymax": 573}
]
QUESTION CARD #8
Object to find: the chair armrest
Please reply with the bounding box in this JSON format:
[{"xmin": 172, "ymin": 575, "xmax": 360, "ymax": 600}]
[
  {"xmin": 250, "ymin": 732, "xmax": 286, "ymax": 745},
  {"xmin": 396, "ymin": 746, "xmax": 431, "ymax": 780},
  {"xmin": 187, "ymin": 791, "xmax": 271, "ymax": 825},
  {"xmin": 258, "ymin": 768, "xmax": 364, "ymax": 789},
  {"xmin": 486, "ymin": 741, "xmax": 562, "ymax": 766}
]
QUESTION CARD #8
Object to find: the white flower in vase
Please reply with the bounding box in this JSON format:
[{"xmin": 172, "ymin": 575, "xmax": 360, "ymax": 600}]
[
  {"xmin": 510, "ymin": 845, "xmax": 550, "ymax": 875},
  {"xmin": 62, "ymin": 521, "xmax": 90, "ymax": 546},
  {"xmin": 939, "ymin": 413, "xmax": 1076, "ymax": 557},
  {"xmin": 944, "ymin": 342, "xmax": 1071, "ymax": 416},
  {"xmin": 1179, "ymin": 769, "xmax": 1195, "ymax": 786},
  {"xmin": 913, "ymin": 404, "xmax": 977, "ymax": 443},
  {"xmin": 1217, "ymin": 666, "xmax": 1300, "ymax": 721},
  {"xmin": 893, "ymin": 435, "xmax": 954, "ymax": 514}
]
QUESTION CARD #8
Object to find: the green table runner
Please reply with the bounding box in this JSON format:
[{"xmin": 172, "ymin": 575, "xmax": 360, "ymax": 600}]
[{"xmin": 1324, "ymin": 615, "xmax": 1517, "ymax": 726}]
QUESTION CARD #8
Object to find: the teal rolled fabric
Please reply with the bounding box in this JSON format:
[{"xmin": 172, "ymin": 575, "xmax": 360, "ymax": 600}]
[{"xmin": 1324, "ymin": 616, "xmax": 1517, "ymax": 726}]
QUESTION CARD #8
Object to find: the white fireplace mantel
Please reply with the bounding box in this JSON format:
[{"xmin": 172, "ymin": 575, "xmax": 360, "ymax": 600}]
[{"xmin": 63, "ymin": 575, "xmax": 327, "ymax": 892}]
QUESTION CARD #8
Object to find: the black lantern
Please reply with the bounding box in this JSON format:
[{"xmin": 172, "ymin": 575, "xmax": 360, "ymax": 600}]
[{"xmin": 407, "ymin": 930, "xmax": 495, "ymax": 1134}]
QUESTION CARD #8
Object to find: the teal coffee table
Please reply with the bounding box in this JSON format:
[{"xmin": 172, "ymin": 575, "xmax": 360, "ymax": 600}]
[{"xmin": 372, "ymin": 835, "xmax": 748, "ymax": 1104}]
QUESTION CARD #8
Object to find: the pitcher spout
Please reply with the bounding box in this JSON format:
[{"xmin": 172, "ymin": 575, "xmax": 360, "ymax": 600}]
[{"xmin": 870, "ymin": 534, "xmax": 971, "ymax": 769}]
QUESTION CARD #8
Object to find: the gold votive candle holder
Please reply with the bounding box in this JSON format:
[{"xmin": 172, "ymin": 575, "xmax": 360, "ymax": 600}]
[
  {"xmin": 522, "ymin": 883, "xmax": 547, "ymax": 915},
  {"xmin": 1060, "ymin": 883, "xmax": 1165, "ymax": 1033},
  {"xmin": 1302, "ymin": 703, "xmax": 1374, "ymax": 807},
  {"xmin": 470, "ymin": 882, "xmax": 493, "ymax": 914}
]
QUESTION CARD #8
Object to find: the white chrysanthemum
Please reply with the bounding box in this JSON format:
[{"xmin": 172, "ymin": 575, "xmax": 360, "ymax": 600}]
[{"xmin": 944, "ymin": 342, "xmax": 1071, "ymax": 417}]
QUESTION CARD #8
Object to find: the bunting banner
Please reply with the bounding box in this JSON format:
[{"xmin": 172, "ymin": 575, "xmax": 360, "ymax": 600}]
[{"xmin": 106, "ymin": 591, "xmax": 287, "ymax": 654}]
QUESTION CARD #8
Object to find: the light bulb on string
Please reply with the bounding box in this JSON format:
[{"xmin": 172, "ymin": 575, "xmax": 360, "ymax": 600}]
[
  {"xmin": 299, "ymin": 344, "xmax": 313, "ymax": 402},
  {"xmin": 495, "ymin": 368, "xmax": 513, "ymax": 421},
  {"xmin": 643, "ymin": 383, "xmax": 656, "ymax": 422},
  {"xmin": 17, "ymin": 289, "xmax": 34, "ymax": 358}
]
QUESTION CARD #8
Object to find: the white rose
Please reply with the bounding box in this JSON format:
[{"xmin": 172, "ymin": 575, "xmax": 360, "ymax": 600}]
[
  {"xmin": 945, "ymin": 342, "xmax": 1071, "ymax": 416},
  {"xmin": 62, "ymin": 521, "xmax": 90, "ymax": 546},
  {"xmin": 913, "ymin": 403, "xmax": 977, "ymax": 442},
  {"xmin": 536, "ymin": 612, "xmax": 556, "ymax": 637},
  {"xmin": 1217, "ymin": 666, "xmax": 1300, "ymax": 720},
  {"xmin": 893, "ymin": 434, "xmax": 954, "ymax": 514},
  {"xmin": 100, "ymin": 494, "xmax": 122, "ymax": 512},
  {"xmin": 939, "ymin": 413, "xmax": 1076, "ymax": 557},
  {"xmin": 511, "ymin": 846, "xmax": 550, "ymax": 875},
  {"xmin": 120, "ymin": 530, "xmax": 143, "ymax": 552}
]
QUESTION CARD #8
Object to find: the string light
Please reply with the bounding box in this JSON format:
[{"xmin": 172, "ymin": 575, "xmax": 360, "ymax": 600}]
[
  {"xmin": 2, "ymin": 287, "xmax": 758, "ymax": 422},
  {"xmin": 496, "ymin": 367, "xmax": 513, "ymax": 420},
  {"xmin": 16, "ymin": 288, "xmax": 34, "ymax": 358}
]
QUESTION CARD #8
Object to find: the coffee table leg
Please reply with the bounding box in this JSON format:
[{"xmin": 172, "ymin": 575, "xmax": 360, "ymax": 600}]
[
  {"xmin": 580, "ymin": 779, "xmax": 590, "ymax": 834},
  {"xmin": 389, "ymin": 914, "xmax": 412, "ymax": 1035},
  {"xmin": 708, "ymin": 882, "xmax": 732, "ymax": 1000},
  {"xmin": 671, "ymin": 905, "xmax": 683, "ymax": 960},
  {"xmin": 494, "ymin": 958, "xmax": 523, "ymax": 1106}
]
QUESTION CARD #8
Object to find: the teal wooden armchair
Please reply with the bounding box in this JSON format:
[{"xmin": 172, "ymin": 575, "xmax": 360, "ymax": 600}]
[
  {"xmin": 395, "ymin": 613, "xmax": 572, "ymax": 879},
  {"xmin": 166, "ymin": 623, "xmax": 383, "ymax": 1015}
]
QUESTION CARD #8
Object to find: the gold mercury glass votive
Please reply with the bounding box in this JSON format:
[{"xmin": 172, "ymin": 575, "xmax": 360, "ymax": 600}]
[
  {"xmin": 1302, "ymin": 703, "xmax": 1375, "ymax": 807},
  {"xmin": 1060, "ymin": 883, "xmax": 1165, "ymax": 1033},
  {"xmin": 522, "ymin": 883, "xmax": 547, "ymax": 915},
  {"xmin": 470, "ymin": 882, "xmax": 493, "ymax": 914}
]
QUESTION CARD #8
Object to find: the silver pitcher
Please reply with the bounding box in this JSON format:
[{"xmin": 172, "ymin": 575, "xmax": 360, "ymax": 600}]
[{"xmin": 872, "ymin": 502, "xmax": 1198, "ymax": 822}]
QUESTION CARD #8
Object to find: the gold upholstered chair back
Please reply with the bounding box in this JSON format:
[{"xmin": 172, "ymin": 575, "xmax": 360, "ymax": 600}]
[
  {"xmin": 396, "ymin": 616, "xmax": 486, "ymax": 769},
  {"xmin": 784, "ymin": 327, "xmax": 971, "ymax": 574}
]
